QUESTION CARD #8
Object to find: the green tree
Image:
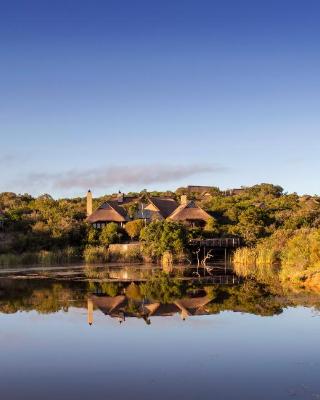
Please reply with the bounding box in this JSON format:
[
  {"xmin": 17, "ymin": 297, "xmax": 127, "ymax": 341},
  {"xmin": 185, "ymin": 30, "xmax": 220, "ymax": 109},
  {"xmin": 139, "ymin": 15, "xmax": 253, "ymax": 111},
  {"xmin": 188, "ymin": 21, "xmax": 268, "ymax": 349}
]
[
  {"xmin": 125, "ymin": 219, "xmax": 145, "ymax": 239},
  {"xmin": 230, "ymin": 207, "xmax": 266, "ymax": 244},
  {"xmin": 87, "ymin": 226, "xmax": 99, "ymax": 245},
  {"xmin": 204, "ymin": 217, "xmax": 219, "ymax": 235},
  {"xmin": 140, "ymin": 221, "xmax": 188, "ymax": 259},
  {"xmin": 126, "ymin": 282, "xmax": 142, "ymax": 300},
  {"xmin": 140, "ymin": 273, "xmax": 184, "ymax": 303},
  {"xmin": 99, "ymin": 223, "xmax": 122, "ymax": 246}
]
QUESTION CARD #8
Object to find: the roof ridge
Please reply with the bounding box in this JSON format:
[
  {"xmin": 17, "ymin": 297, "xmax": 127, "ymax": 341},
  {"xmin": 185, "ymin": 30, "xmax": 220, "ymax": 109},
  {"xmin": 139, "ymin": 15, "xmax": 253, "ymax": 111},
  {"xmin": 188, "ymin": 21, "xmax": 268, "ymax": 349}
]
[
  {"xmin": 146, "ymin": 196, "xmax": 160, "ymax": 212},
  {"xmin": 167, "ymin": 200, "xmax": 211, "ymax": 221}
]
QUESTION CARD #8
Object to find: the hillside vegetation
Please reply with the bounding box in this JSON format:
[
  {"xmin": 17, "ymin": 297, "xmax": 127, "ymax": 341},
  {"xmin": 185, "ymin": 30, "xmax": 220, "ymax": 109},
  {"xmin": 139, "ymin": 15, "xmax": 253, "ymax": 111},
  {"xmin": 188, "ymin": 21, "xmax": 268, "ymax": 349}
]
[{"xmin": 0, "ymin": 185, "xmax": 320, "ymax": 282}]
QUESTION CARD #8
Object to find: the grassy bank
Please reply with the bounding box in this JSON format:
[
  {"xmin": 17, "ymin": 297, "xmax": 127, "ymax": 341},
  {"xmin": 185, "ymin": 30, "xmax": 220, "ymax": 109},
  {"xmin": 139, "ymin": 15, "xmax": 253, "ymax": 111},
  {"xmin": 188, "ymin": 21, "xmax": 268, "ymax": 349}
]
[
  {"xmin": 233, "ymin": 228, "xmax": 320, "ymax": 288},
  {"xmin": 0, "ymin": 247, "xmax": 81, "ymax": 267},
  {"xmin": 0, "ymin": 244, "xmax": 145, "ymax": 267},
  {"xmin": 83, "ymin": 245, "xmax": 144, "ymax": 264}
]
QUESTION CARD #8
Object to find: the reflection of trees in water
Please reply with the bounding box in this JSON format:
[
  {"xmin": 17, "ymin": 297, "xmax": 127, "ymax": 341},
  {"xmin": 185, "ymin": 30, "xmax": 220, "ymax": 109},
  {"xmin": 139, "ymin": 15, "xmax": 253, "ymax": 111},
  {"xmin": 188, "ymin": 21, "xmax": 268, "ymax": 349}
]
[
  {"xmin": 206, "ymin": 280, "xmax": 284, "ymax": 316},
  {"xmin": 1, "ymin": 275, "xmax": 320, "ymax": 317},
  {"xmin": 140, "ymin": 273, "xmax": 185, "ymax": 304},
  {"xmin": 0, "ymin": 279, "xmax": 87, "ymax": 314}
]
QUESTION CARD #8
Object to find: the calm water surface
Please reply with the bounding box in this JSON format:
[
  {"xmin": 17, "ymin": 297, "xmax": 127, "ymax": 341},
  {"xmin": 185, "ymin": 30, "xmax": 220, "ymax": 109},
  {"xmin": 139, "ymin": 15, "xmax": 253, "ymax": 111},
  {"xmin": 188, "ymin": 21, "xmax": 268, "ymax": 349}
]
[{"xmin": 0, "ymin": 266, "xmax": 320, "ymax": 400}]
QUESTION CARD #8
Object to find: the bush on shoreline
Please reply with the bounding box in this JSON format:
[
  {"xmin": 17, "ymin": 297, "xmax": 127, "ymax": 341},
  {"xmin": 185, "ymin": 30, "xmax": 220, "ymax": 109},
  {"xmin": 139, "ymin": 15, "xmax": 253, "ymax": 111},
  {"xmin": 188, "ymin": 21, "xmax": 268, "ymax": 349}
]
[
  {"xmin": 140, "ymin": 221, "xmax": 189, "ymax": 262},
  {"xmin": 233, "ymin": 228, "xmax": 320, "ymax": 286}
]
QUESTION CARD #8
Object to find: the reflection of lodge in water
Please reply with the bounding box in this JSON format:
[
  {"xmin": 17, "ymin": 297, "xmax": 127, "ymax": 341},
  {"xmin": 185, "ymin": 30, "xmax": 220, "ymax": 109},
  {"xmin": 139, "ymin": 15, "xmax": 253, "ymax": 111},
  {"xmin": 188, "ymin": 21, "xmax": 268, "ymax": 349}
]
[
  {"xmin": 88, "ymin": 266, "xmax": 240, "ymax": 284},
  {"xmin": 87, "ymin": 294, "xmax": 212, "ymax": 325},
  {"xmin": 105, "ymin": 266, "xmax": 162, "ymax": 281}
]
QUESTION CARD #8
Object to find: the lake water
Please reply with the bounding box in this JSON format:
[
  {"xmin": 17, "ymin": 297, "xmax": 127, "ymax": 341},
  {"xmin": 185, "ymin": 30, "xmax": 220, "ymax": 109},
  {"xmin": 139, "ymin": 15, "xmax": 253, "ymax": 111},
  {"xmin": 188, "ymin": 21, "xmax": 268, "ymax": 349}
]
[{"xmin": 0, "ymin": 266, "xmax": 320, "ymax": 400}]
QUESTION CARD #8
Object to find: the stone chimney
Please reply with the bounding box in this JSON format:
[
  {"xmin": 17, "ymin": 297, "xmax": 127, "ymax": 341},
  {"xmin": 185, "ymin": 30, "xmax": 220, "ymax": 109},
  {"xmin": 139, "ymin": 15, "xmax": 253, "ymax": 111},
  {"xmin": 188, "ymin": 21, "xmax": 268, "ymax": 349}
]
[
  {"xmin": 87, "ymin": 298, "xmax": 93, "ymax": 326},
  {"xmin": 180, "ymin": 195, "xmax": 188, "ymax": 205},
  {"xmin": 87, "ymin": 190, "xmax": 93, "ymax": 216},
  {"xmin": 117, "ymin": 190, "xmax": 124, "ymax": 203}
]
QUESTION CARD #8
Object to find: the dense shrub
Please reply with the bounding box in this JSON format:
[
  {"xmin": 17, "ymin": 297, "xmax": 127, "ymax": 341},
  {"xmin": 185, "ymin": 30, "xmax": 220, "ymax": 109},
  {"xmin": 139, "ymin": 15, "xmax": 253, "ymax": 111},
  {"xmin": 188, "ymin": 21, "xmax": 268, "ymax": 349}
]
[
  {"xmin": 99, "ymin": 223, "xmax": 123, "ymax": 246},
  {"xmin": 125, "ymin": 219, "xmax": 145, "ymax": 239},
  {"xmin": 140, "ymin": 221, "xmax": 188, "ymax": 261}
]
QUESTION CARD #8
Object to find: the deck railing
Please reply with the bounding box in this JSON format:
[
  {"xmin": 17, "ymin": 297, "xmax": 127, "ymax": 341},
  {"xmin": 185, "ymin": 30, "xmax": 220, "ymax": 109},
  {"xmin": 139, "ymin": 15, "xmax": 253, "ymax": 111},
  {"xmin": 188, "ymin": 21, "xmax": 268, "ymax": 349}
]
[
  {"xmin": 189, "ymin": 238, "xmax": 241, "ymax": 248},
  {"xmin": 189, "ymin": 274, "xmax": 240, "ymax": 285}
]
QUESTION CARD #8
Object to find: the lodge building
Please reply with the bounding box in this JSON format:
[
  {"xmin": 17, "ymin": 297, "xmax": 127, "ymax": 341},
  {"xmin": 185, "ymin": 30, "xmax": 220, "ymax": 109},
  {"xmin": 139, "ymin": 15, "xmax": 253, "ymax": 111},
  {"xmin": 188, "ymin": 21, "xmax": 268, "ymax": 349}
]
[{"xmin": 86, "ymin": 191, "xmax": 211, "ymax": 228}]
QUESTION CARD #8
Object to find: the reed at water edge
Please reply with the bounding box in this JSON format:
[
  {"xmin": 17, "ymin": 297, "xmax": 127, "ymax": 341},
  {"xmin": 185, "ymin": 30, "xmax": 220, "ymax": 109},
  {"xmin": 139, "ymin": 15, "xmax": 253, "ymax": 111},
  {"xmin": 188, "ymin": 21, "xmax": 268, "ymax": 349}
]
[
  {"xmin": 233, "ymin": 228, "xmax": 320, "ymax": 286},
  {"xmin": 0, "ymin": 247, "xmax": 81, "ymax": 267}
]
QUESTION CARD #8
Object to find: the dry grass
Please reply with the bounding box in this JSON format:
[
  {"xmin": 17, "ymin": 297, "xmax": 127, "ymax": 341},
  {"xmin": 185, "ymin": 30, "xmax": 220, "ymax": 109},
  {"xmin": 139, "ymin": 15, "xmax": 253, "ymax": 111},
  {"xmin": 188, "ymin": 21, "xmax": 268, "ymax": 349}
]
[{"xmin": 0, "ymin": 247, "xmax": 80, "ymax": 267}]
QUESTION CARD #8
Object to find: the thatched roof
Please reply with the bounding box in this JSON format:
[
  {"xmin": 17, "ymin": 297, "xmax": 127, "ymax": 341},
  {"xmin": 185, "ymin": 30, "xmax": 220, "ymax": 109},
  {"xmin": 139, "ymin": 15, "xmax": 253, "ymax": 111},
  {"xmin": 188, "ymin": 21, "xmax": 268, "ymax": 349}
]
[
  {"xmin": 91, "ymin": 295, "xmax": 127, "ymax": 314},
  {"xmin": 86, "ymin": 201, "xmax": 129, "ymax": 223},
  {"xmin": 90, "ymin": 294, "xmax": 212, "ymax": 320},
  {"xmin": 145, "ymin": 296, "xmax": 211, "ymax": 317},
  {"xmin": 175, "ymin": 296, "xmax": 211, "ymax": 315},
  {"xmin": 167, "ymin": 200, "xmax": 211, "ymax": 222},
  {"xmin": 143, "ymin": 302, "xmax": 161, "ymax": 315},
  {"xmin": 144, "ymin": 303, "xmax": 180, "ymax": 317},
  {"xmin": 145, "ymin": 197, "xmax": 179, "ymax": 218},
  {"xmin": 109, "ymin": 195, "xmax": 140, "ymax": 205}
]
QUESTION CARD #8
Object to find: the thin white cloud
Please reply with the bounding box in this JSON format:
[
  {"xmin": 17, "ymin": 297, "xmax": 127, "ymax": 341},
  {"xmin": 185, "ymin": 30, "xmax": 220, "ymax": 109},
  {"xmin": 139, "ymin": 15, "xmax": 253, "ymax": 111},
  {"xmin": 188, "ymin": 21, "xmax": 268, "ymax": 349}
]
[
  {"xmin": 20, "ymin": 163, "xmax": 228, "ymax": 190},
  {"xmin": 0, "ymin": 154, "xmax": 18, "ymax": 165}
]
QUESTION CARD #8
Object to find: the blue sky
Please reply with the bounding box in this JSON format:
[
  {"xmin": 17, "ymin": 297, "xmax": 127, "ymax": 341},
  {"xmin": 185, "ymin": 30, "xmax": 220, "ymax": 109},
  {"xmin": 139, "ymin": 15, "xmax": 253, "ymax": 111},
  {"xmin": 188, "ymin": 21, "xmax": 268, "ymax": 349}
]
[{"xmin": 1, "ymin": 0, "xmax": 320, "ymax": 197}]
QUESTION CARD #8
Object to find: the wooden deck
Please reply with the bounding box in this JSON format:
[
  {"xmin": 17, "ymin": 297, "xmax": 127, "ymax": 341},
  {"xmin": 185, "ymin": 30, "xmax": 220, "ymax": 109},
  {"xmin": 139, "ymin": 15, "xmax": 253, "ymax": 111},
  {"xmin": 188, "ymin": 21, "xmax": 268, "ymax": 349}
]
[
  {"xmin": 87, "ymin": 274, "xmax": 241, "ymax": 285},
  {"xmin": 189, "ymin": 238, "xmax": 241, "ymax": 248}
]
